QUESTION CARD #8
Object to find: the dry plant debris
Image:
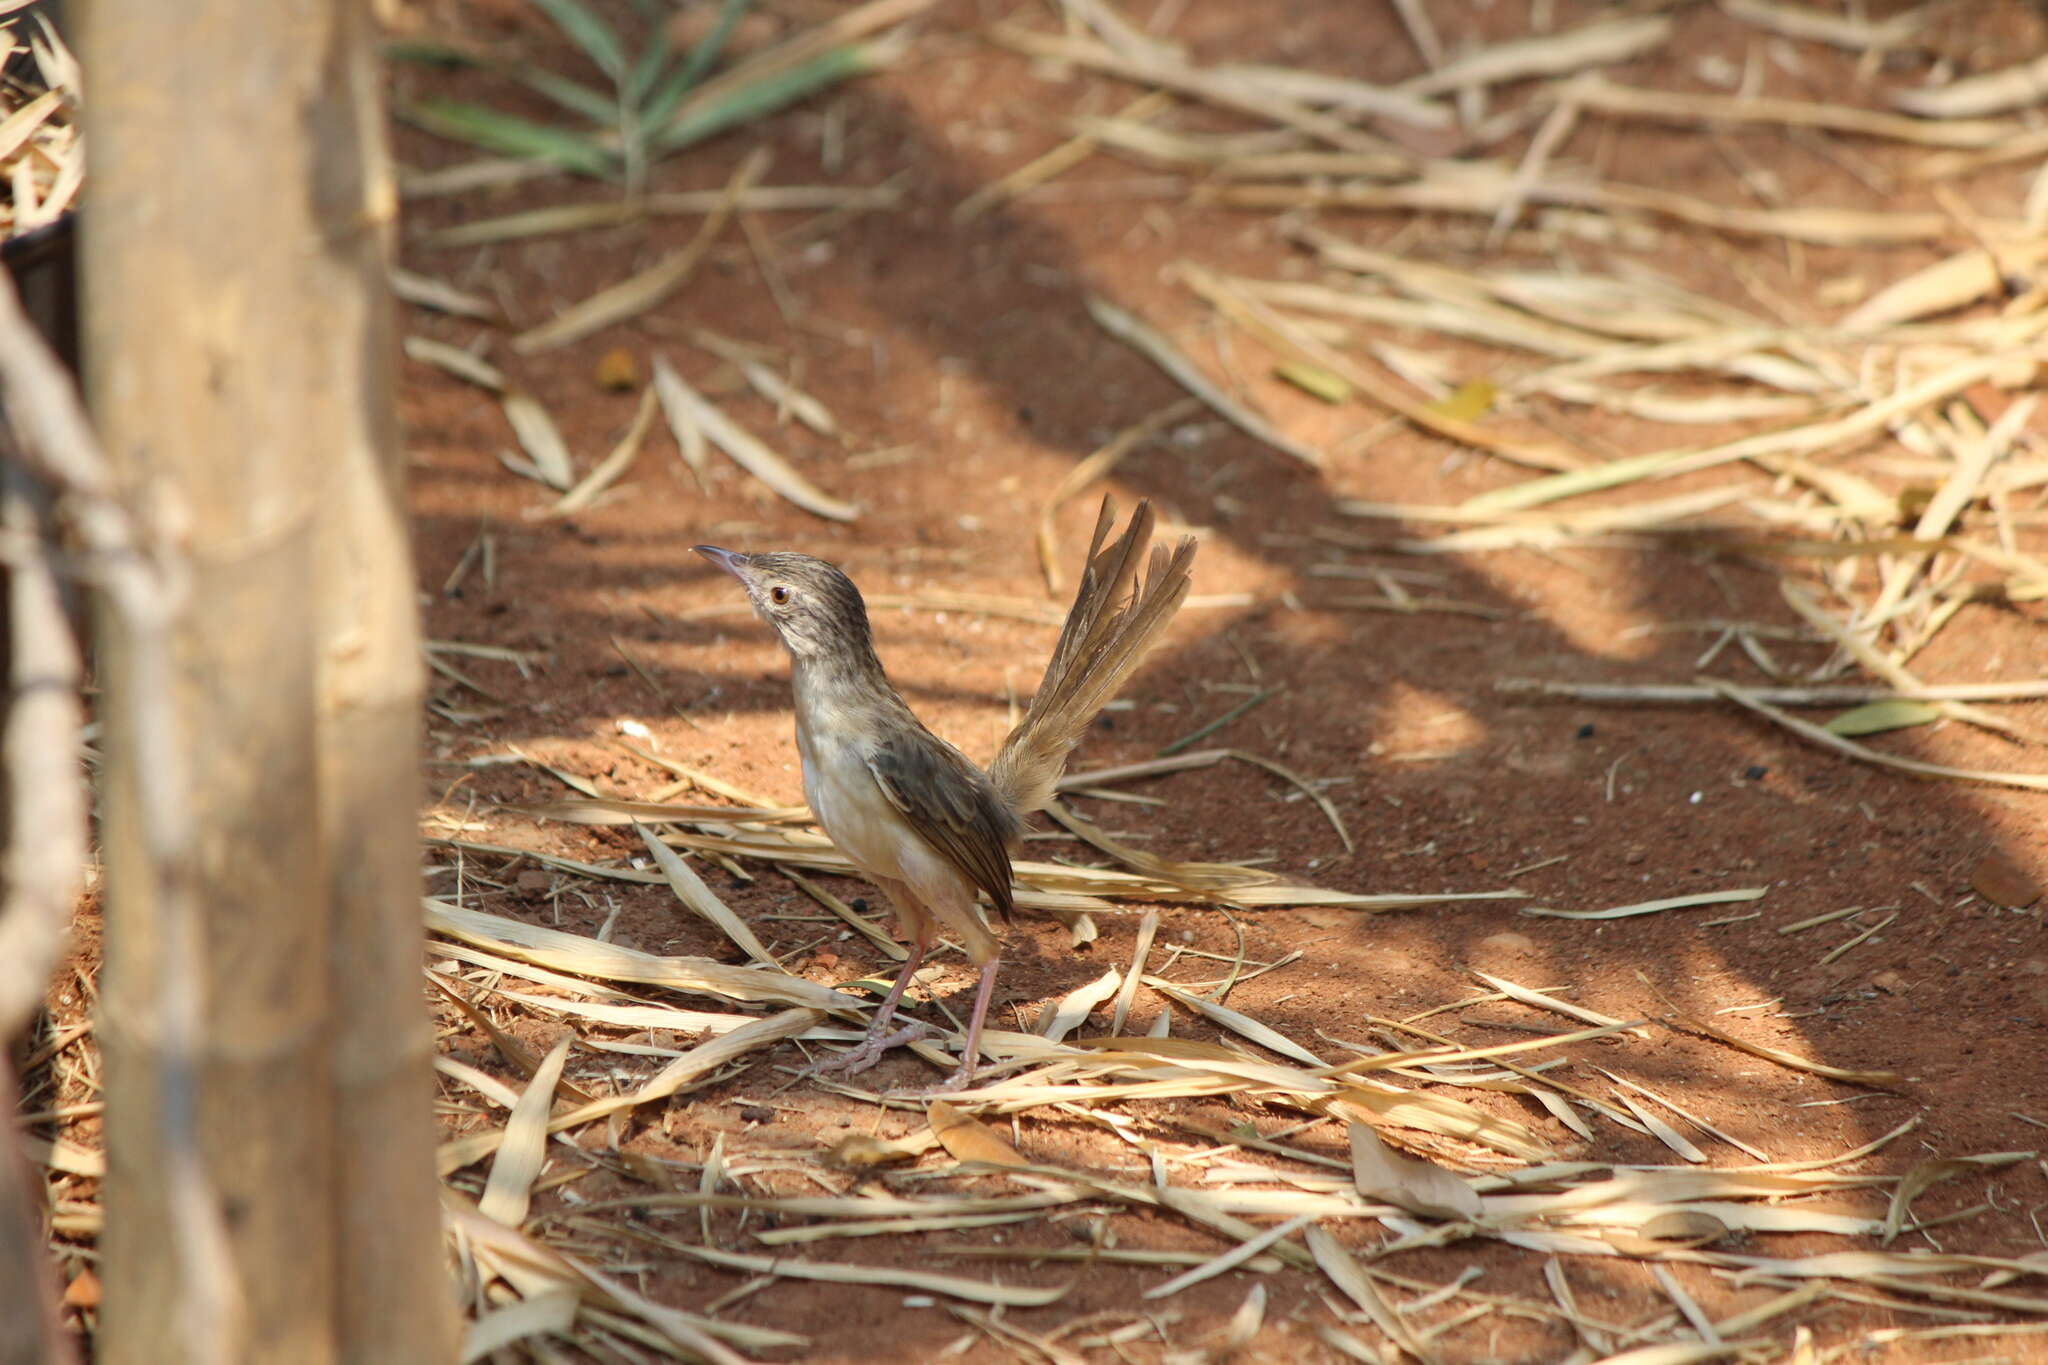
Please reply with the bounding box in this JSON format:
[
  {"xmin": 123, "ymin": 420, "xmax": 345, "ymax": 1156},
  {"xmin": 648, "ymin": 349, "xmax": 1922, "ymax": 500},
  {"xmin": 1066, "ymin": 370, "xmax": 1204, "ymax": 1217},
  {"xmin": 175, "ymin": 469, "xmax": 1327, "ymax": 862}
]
[
  {"xmin": 25, "ymin": 1, "xmax": 2048, "ymax": 1362},
  {"xmin": 0, "ymin": 13, "xmax": 81, "ymax": 243},
  {"xmin": 992, "ymin": 0, "xmax": 2048, "ymax": 798},
  {"xmin": 367, "ymin": 1, "xmax": 2048, "ymax": 1357},
  {"xmin": 377, "ymin": 798, "xmax": 2043, "ymax": 1362}
]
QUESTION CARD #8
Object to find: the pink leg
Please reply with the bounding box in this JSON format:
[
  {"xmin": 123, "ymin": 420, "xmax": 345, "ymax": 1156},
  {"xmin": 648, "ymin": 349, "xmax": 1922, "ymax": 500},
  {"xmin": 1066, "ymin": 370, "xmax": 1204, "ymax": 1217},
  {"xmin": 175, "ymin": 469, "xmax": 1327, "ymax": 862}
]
[
  {"xmin": 931, "ymin": 957, "xmax": 1001, "ymax": 1093},
  {"xmin": 809, "ymin": 936, "xmax": 933, "ymax": 1077}
]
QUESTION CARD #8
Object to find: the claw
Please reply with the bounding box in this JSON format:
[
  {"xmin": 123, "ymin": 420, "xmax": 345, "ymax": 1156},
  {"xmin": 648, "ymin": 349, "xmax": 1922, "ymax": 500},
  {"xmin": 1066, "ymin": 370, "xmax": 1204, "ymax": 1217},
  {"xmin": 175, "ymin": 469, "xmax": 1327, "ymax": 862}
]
[{"xmin": 805, "ymin": 1019, "xmax": 932, "ymax": 1078}]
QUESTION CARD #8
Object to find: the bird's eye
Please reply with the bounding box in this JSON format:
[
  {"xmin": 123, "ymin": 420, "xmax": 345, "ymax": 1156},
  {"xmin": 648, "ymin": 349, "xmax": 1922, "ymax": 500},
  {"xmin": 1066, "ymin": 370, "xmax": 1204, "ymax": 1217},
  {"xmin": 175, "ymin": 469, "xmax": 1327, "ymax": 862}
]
[{"xmin": 769, "ymin": 585, "xmax": 791, "ymax": 605}]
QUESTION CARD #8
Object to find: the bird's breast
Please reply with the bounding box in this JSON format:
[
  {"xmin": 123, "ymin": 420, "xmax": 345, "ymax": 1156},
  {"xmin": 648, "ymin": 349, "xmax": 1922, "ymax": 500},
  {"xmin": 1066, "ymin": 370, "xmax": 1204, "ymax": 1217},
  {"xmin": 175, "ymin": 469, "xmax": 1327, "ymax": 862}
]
[{"xmin": 798, "ymin": 726, "xmax": 907, "ymax": 881}]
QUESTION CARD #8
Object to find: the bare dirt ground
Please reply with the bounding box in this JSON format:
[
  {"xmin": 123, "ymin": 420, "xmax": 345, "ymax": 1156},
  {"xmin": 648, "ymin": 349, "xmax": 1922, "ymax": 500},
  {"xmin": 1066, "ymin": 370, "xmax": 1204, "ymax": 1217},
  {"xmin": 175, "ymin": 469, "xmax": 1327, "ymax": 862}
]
[{"xmin": 37, "ymin": 0, "xmax": 2048, "ymax": 1361}]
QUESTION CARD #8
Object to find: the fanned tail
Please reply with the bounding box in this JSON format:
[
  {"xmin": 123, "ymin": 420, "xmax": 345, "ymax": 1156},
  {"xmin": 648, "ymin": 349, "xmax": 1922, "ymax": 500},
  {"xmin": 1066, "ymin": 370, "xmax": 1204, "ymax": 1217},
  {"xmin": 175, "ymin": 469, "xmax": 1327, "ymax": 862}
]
[{"xmin": 989, "ymin": 497, "xmax": 1197, "ymax": 816}]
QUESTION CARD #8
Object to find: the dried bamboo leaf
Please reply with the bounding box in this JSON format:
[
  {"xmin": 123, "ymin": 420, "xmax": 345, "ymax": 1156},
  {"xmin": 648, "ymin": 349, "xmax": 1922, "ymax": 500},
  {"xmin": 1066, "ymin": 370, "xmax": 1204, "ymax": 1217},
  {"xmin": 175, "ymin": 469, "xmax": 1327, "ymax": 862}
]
[
  {"xmin": 683, "ymin": 328, "xmax": 821, "ymax": 423},
  {"xmin": 527, "ymin": 795, "xmax": 811, "ymax": 824},
  {"xmin": 1181, "ymin": 263, "xmax": 1591, "ymax": 472},
  {"xmin": 429, "ymin": 975, "xmax": 599, "ymax": 1103},
  {"xmin": 1882, "ymin": 1152, "xmax": 2032, "ymax": 1244},
  {"xmin": 1721, "ymin": 0, "xmax": 1925, "ymax": 49},
  {"xmin": 1522, "ymin": 887, "xmax": 1767, "ymax": 920},
  {"xmin": 458, "ymin": 1287, "xmax": 579, "ymax": 1364},
  {"xmin": 927, "ymin": 1099, "xmax": 1029, "ymax": 1167},
  {"xmin": 490, "ymin": 987, "xmax": 806, "ymax": 1040},
  {"xmin": 425, "ymin": 900, "xmax": 853, "ymax": 1010},
  {"xmin": 1145, "ymin": 1217, "xmax": 1309, "ymax": 1302},
  {"xmin": 1843, "ymin": 241, "xmax": 2048, "ymax": 330},
  {"xmin": 1572, "ymin": 72, "xmax": 2003, "ymax": 146},
  {"xmin": 1085, "ymin": 293, "xmax": 1326, "ymax": 469},
  {"xmin": 1652, "ymin": 978, "xmax": 1900, "ymax": 1086},
  {"xmin": 513, "ymin": 148, "xmax": 767, "ymax": 354},
  {"xmin": 665, "ymin": 1243, "xmax": 1068, "ymax": 1306},
  {"xmin": 545, "ymin": 383, "xmax": 659, "ymax": 517},
  {"xmin": 650, "ymin": 360, "xmax": 858, "ymax": 520},
  {"xmin": 390, "ymin": 267, "xmax": 501, "ymax": 322},
  {"xmin": 498, "ymin": 389, "xmax": 576, "ymax": 489},
  {"xmin": 1325, "ymin": 1087, "xmax": 1552, "ymax": 1163},
  {"xmin": 635, "ymin": 823, "xmax": 780, "ymax": 969},
  {"xmin": 1349, "ymin": 1123, "xmax": 1481, "ymax": 1220},
  {"xmin": 1582, "ymin": 1337, "xmax": 1751, "ymax": 1364},
  {"xmin": 991, "ymin": 21, "xmax": 1391, "ymax": 156},
  {"xmin": 1893, "ymin": 52, "xmax": 2048, "ymax": 119},
  {"xmin": 1471, "ymin": 970, "xmax": 1640, "ymax": 1036},
  {"xmin": 439, "ymin": 1009, "xmax": 820, "ymax": 1174},
  {"xmin": 1036, "ymin": 967, "xmax": 1121, "ymax": 1042},
  {"xmin": 1045, "ymin": 798, "xmax": 1273, "ymax": 892},
  {"xmin": 1617, "ymin": 1092, "xmax": 1707, "ymax": 1164},
  {"xmin": 1593, "ymin": 1069, "xmax": 1770, "ymax": 1162},
  {"xmin": 1219, "ymin": 62, "xmax": 1448, "ymax": 127},
  {"xmin": 1711, "ymin": 680, "xmax": 2048, "ymax": 794},
  {"xmin": 1144, "ymin": 976, "xmax": 1325, "ymax": 1066},
  {"xmin": 405, "ymin": 336, "xmax": 509, "ymax": 392},
  {"xmin": 1468, "ymin": 347, "xmax": 2042, "ymax": 512},
  {"xmin": 448, "ymin": 1196, "xmax": 777, "ymax": 1363},
  {"xmin": 1396, "ymin": 14, "xmax": 1672, "ymax": 96},
  {"xmin": 479, "ymin": 1034, "xmax": 572, "ymax": 1227},
  {"xmin": 1308, "ymin": 1226, "xmax": 1439, "ymax": 1364}
]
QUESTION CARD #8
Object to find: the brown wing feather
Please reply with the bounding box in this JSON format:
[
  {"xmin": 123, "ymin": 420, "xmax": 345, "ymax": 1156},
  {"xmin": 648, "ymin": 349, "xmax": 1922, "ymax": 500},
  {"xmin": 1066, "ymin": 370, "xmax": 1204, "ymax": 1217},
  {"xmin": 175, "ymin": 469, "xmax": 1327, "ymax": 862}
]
[{"xmin": 865, "ymin": 728, "xmax": 1021, "ymax": 920}]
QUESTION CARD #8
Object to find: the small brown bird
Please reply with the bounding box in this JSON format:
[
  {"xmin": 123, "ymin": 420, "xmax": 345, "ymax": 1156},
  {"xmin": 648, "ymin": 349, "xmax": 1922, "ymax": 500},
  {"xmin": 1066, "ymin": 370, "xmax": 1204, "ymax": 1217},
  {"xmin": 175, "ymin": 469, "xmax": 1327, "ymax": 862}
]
[{"xmin": 695, "ymin": 500, "xmax": 1196, "ymax": 1086}]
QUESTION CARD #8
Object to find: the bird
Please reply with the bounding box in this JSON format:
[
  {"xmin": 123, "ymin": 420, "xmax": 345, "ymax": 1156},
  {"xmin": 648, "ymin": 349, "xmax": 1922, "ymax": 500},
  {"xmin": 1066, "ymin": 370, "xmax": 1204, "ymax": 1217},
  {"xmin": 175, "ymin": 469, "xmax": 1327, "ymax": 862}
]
[{"xmin": 694, "ymin": 499, "xmax": 1196, "ymax": 1087}]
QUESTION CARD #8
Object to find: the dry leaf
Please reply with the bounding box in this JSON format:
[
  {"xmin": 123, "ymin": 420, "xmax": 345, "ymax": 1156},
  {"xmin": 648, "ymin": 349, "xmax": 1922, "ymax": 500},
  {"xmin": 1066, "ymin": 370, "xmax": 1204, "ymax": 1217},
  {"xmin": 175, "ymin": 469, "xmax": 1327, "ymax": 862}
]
[
  {"xmin": 929, "ymin": 1100, "xmax": 1029, "ymax": 1166},
  {"xmin": 827, "ymin": 1131, "xmax": 932, "ymax": 1168},
  {"xmin": 1971, "ymin": 849, "xmax": 2042, "ymax": 908},
  {"xmin": 1348, "ymin": 1123, "xmax": 1481, "ymax": 1220}
]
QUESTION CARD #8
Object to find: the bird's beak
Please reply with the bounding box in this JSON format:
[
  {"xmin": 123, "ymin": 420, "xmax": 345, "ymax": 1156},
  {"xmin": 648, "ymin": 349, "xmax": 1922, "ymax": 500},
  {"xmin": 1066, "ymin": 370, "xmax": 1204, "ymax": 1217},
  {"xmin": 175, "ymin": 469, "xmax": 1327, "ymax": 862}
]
[{"xmin": 693, "ymin": 545, "xmax": 750, "ymax": 582}]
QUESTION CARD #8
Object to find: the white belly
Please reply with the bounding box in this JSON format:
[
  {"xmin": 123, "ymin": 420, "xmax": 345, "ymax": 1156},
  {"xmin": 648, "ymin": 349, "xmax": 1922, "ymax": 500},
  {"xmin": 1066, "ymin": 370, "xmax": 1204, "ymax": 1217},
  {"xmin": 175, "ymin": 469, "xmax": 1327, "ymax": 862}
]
[
  {"xmin": 799, "ymin": 726, "xmax": 978, "ymax": 914},
  {"xmin": 804, "ymin": 749, "xmax": 902, "ymax": 880}
]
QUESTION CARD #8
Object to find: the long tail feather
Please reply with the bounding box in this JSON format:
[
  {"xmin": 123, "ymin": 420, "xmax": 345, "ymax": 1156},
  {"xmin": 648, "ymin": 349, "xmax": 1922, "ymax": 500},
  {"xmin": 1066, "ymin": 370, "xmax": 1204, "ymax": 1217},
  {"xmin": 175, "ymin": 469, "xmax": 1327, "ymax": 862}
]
[{"xmin": 989, "ymin": 497, "xmax": 1197, "ymax": 816}]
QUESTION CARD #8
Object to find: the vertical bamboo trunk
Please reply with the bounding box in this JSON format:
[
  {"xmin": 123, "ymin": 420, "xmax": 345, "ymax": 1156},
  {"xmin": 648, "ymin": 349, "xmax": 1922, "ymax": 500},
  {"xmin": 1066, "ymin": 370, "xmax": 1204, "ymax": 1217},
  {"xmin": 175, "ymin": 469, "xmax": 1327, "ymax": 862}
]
[{"xmin": 80, "ymin": 1, "xmax": 454, "ymax": 1361}]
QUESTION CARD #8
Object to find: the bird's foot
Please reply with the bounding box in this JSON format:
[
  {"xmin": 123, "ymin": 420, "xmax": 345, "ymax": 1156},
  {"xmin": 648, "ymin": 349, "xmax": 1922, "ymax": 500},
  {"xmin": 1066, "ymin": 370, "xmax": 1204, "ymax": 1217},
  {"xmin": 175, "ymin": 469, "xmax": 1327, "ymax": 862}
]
[
  {"xmin": 922, "ymin": 1062, "xmax": 981, "ymax": 1095},
  {"xmin": 806, "ymin": 1020, "xmax": 932, "ymax": 1078}
]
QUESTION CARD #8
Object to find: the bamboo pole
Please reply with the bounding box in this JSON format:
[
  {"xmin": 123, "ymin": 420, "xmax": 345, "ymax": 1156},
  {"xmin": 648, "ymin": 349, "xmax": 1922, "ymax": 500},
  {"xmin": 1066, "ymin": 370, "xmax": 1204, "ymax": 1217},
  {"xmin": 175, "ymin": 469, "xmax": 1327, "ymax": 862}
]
[{"xmin": 79, "ymin": 1, "xmax": 454, "ymax": 1360}]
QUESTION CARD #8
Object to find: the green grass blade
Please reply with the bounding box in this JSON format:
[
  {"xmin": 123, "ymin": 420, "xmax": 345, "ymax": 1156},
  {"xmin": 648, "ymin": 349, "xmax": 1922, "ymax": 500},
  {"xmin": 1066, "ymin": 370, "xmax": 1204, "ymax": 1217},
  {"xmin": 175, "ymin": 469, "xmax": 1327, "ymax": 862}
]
[
  {"xmin": 644, "ymin": 0, "xmax": 750, "ymax": 122},
  {"xmin": 528, "ymin": 0, "xmax": 628, "ymax": 83},
  {"xmin": 651, "ymin": 44, "xmax": 872, "ymax": 155},
  {"xmin": 402, "ymin": 98, "xmax": 616, "ymax": 178},
  {"xmin": 509, "ymin": 63, "xmax": 618, "ymax": 123},
  {"xmin": 623, "ymin": 24, "xmax": 675, "ymax": 109}
]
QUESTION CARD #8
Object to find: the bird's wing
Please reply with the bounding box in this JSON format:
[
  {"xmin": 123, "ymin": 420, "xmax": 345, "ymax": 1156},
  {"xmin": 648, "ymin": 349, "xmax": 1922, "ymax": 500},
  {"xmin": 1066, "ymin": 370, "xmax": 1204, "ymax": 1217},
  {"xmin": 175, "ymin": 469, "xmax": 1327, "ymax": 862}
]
[{"xmin": 864, "ymin": 728, "xmax": 1019, "ymax": 920}]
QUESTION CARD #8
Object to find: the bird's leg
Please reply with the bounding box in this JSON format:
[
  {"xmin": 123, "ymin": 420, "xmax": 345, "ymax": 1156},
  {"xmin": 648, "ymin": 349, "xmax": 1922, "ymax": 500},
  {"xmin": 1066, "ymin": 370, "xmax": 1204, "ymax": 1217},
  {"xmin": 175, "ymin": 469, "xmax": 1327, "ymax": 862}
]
[
  {"xmin": 931, "ymin": 957, "xmax": 1001, "ymax": 1093},
  {"xmin": 809, "ymin": 935, "xmax": 934, "ymax": 1077}
]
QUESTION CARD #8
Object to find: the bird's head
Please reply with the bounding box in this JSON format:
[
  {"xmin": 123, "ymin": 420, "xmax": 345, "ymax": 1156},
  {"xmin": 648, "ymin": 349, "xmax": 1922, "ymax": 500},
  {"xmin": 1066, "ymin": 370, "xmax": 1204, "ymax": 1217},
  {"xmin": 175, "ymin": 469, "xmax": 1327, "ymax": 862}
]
[{"xmin": 692, "ymin": 546, "xmax": 873, "ymax": 662}]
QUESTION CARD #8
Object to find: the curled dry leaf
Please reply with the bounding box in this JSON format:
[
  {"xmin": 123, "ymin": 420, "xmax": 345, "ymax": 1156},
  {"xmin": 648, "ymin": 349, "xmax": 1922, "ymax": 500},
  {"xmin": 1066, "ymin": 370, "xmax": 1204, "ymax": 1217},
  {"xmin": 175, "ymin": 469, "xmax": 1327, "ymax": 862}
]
[
  {"xmin": 1349, "ymin": 1122, "xmax": 1482, "ymax": 1220},
  {"xmin": 928, "ymin": 1099, "xmax": 1029, "ymax": 1167}
]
